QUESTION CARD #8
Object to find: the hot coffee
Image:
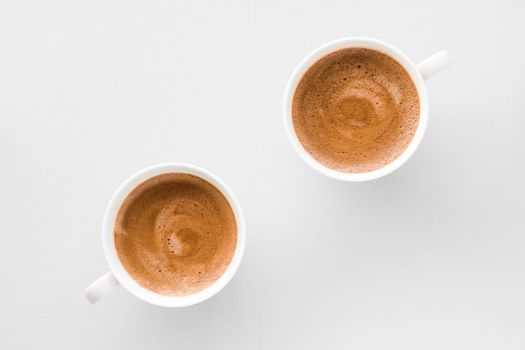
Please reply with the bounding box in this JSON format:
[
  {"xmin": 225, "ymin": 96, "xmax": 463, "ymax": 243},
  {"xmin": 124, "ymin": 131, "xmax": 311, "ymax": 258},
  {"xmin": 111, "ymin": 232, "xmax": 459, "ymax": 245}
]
[
  {"xmin": 292, "ymin": 48, "xmax": 420, "ymax": 173},
  {"xmin": 114, "ymin": 173, "xmax": 237, "ymax": 296}
]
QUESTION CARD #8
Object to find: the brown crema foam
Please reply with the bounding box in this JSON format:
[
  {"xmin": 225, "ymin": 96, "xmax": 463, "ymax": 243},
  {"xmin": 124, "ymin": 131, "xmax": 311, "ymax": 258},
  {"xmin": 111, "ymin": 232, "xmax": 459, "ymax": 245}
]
[
  {"xmin": 292, "ymin": 48, "xmax": 420, "ymax": 173},
  {"xmin": 115, "ymin": 173, "xmax": 237, "ymax": 296}
]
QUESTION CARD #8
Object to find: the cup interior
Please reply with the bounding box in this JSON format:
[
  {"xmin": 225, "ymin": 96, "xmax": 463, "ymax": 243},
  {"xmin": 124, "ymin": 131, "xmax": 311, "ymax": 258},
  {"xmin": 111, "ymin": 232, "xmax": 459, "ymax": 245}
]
[
  {"xmin": 102, "ymin": 163, "xmax": 246, "ymax": 307},
  {"xmin": 283, "ymin": 37, "xmax": 429, "ymax": 181}
]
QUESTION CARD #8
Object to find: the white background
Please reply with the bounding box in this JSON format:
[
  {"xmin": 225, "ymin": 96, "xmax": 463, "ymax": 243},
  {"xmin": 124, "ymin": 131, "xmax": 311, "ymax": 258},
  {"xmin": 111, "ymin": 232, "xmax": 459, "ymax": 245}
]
[{"xmin": 1, "ymin": 0, "xmax": 524, "ymax": 349}]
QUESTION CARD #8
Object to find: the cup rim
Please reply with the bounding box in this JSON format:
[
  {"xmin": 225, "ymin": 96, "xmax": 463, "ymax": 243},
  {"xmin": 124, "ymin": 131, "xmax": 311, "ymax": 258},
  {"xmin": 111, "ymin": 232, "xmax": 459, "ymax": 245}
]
[
  {"xmin": 283, "ymin": 37, "xmax": 429, "ymax": 182},
  {"xmin": 101, "ymin": 163, "xmax": 246, "ymax": 307}
]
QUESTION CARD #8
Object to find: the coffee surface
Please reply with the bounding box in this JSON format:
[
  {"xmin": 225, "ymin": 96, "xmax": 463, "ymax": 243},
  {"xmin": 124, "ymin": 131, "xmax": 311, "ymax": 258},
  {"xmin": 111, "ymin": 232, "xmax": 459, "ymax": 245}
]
[
  {"xmin": 115, "ymin": 173, "xmax": 237, "ymax": 295},
  {"xmin": 292, "ymin": 48, "xmax": 420, "ymax": 172}
]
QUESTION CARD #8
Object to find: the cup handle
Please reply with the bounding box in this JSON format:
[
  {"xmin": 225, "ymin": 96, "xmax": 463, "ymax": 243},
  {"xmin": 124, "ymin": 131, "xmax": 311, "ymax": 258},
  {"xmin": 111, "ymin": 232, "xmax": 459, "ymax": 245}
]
[
  {"xmin": 417, "ymin": 50, "xmax": 452, "ymax": 80},
  {"xmin": 84, "ymin": 271, "xmax": 120, "ymax": 304}
]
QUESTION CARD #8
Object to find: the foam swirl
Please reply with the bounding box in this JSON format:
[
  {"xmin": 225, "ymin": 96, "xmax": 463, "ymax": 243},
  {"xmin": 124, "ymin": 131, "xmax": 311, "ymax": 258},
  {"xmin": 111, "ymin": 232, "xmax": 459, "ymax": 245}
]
[
  {"xmin": 292, "ymin": 48, "xmax": 420, "ymax": 173},
  {"xmin": 115, "ymin": 173, "xmax": 237, "ymax": 296}
]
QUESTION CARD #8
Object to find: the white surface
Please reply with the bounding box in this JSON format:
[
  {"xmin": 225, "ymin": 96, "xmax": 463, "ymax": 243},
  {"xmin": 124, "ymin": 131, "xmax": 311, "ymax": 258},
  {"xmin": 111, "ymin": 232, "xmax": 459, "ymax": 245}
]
[{"xmin": 0, "ymin": 0, "xmax": 524, "ymax": 349}]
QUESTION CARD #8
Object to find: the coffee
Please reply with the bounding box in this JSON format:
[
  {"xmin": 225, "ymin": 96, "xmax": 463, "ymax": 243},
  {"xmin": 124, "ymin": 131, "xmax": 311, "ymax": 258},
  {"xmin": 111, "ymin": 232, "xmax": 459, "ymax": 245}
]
[
  {"xmin": 114, "ymin": 173, "xmax": 237, "ymax": 296},
  {"xmin": 292, "ymin": 48, "xmax": 420, "ymax": 173}
]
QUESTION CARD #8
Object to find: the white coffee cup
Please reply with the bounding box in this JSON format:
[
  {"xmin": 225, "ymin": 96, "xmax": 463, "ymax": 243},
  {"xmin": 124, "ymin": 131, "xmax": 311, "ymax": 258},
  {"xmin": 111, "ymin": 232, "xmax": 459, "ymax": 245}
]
[
  {"xmin": 283, "ymin": 37, "xmax": 452, "ymax": 182},
  {"xmin": 84, "ymin": 163, "xmax": 246, "ymax": 307}
]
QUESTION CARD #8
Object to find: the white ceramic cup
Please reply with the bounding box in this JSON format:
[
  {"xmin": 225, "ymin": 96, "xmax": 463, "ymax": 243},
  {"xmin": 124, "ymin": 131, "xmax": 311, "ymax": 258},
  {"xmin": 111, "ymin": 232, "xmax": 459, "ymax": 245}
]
[
  {"xmin": 283, "ymin": 37, "xmax": 452, "ymax": 182},
  {"xmin": 84, "ymin": 163, "xmax": 246, "ymax": 307}
]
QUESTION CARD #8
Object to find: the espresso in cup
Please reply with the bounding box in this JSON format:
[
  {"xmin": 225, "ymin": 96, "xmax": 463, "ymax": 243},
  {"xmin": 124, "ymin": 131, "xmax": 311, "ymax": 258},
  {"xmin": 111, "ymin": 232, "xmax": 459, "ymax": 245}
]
[
  {"xmin": 114, "ymin": 173, "xmax": 237, "ymax": 296},
  {"xmin": 292, "ymin": 48, "xmax": 420, "ymax": 173}
]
